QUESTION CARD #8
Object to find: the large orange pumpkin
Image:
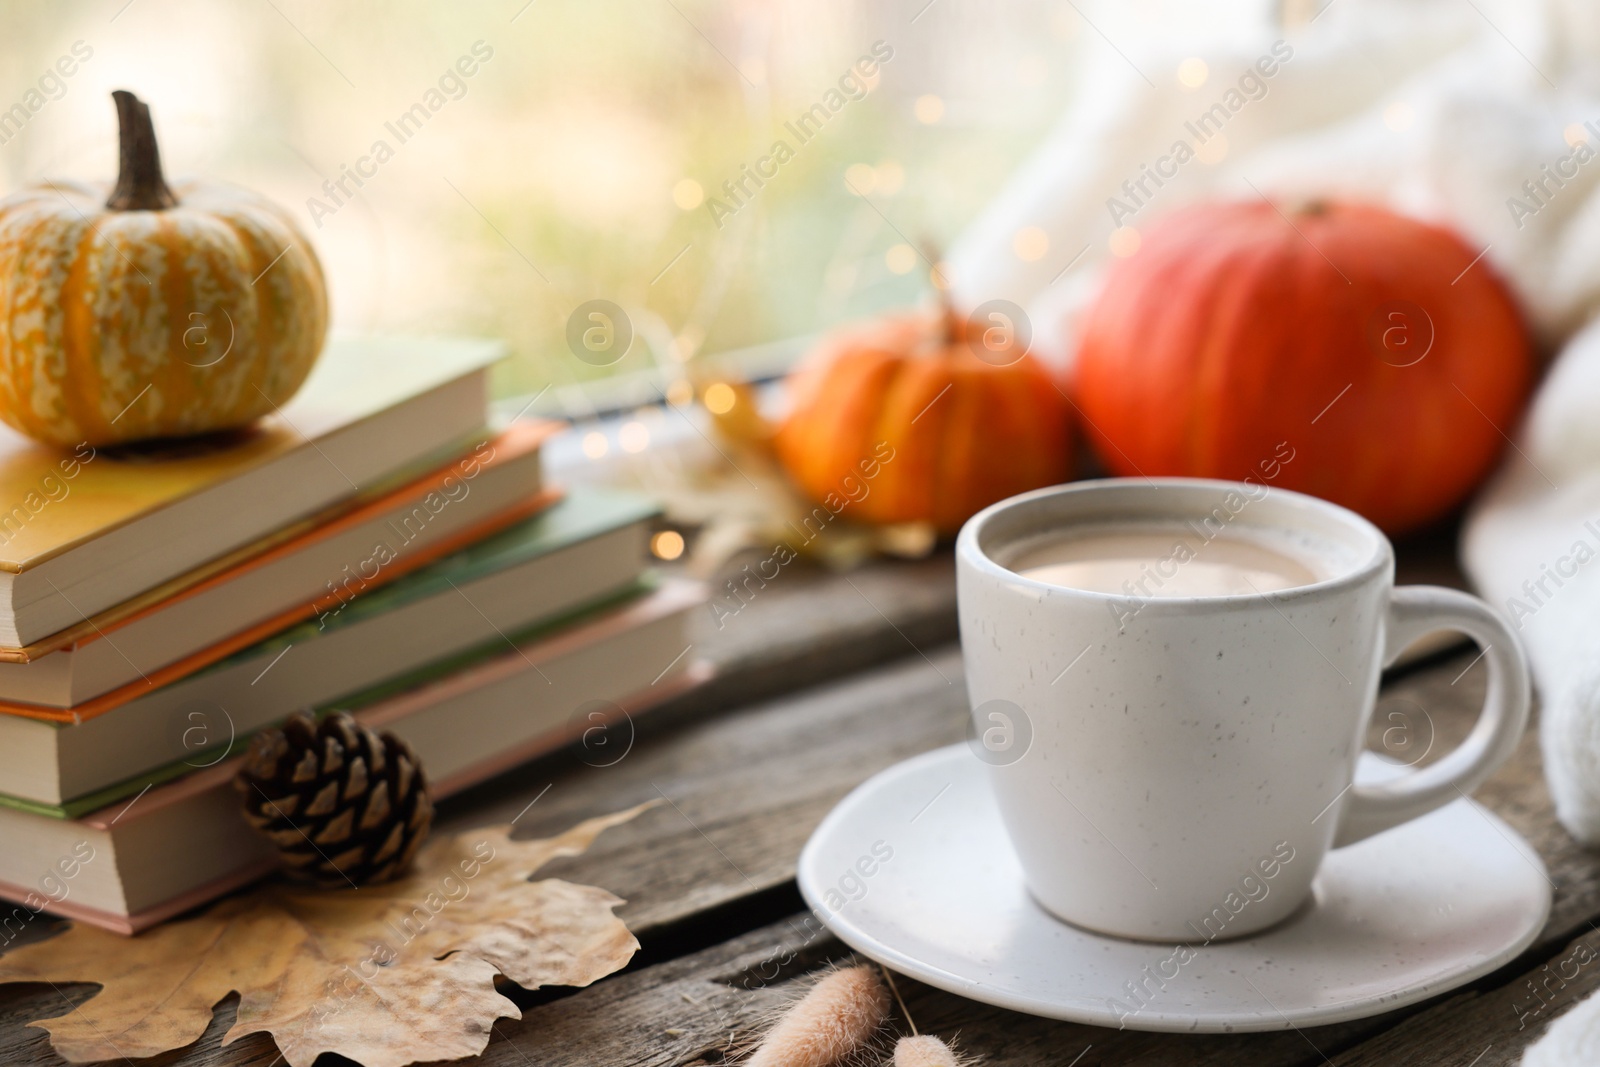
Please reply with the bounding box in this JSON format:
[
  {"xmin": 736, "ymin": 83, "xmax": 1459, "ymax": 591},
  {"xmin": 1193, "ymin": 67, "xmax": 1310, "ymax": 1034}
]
[
  {"xmin": 776, "ymin": 302, "xmax": 1071, "ymax": 533},
  {"xmin": 0, "ymin": 91, "xmax": 327, "ymax": 448},
  {"xmin": 1073, "ymin": 200, "xmax": 1532, "ymax": 534}
]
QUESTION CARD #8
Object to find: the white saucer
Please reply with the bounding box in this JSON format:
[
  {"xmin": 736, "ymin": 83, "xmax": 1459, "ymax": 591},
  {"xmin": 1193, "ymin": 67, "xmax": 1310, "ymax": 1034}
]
[{"xmin": 798, "ymin": 745, "xmax": 1551, "ymax": 1033}]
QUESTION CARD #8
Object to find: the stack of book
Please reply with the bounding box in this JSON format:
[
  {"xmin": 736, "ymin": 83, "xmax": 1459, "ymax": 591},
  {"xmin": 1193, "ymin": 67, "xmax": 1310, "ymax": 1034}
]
[{"xmin": 0, "ymin": 338, "xmax": 706, "ymax": 933}]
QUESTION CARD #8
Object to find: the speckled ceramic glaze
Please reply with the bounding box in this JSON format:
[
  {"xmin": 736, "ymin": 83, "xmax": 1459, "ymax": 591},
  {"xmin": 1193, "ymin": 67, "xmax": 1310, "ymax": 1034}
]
[
  {"xmin": 955, "ymin": 479, "xmax": 1531, "ymax": 942},
  {"xmin": 796, "ymin": 746, "xmax": 1550, "ymax": 1032}
]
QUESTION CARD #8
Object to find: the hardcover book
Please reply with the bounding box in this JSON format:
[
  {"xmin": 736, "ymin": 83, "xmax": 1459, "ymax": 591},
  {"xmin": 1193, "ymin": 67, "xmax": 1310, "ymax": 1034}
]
[
  {"xmin": 0, "ymin": 335, "xmax": 503, "ymax": 646},
  {"xmin": 0, "ymin": 420, "xmax": 557, "ymax": 711},
  {"xmin": 0, "ymin": 581, "xmax": 708, "ymax": 933},
  {"xmin": 0, "ymin": 487, "xmax": 663, "ymax": 810}
]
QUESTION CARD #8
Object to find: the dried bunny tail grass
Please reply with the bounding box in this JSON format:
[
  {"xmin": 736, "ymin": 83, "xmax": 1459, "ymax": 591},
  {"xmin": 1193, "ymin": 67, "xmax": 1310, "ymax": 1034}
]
[
  {"xmin": 893, "ymin": 1034, "xmax": 971, "ymax": 1067},
  {"xmin": 746, "ymin": 963, "xmax": 891, "ymax": 1067},
  {"xmin": 881, "ymin": 966, "xmax": 975, "ymax": 1067}
]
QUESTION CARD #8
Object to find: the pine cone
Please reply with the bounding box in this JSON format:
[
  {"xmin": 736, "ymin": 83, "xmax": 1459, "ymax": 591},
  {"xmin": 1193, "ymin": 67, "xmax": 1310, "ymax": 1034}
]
[{"xmin": 234, "ymin": 710, "xmax": 433, "ymax": 887}]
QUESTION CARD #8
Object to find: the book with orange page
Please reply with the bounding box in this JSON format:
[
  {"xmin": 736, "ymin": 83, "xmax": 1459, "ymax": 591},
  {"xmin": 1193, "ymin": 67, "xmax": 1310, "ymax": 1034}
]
[
  {"xmin": 0, "ymin": 483, "xmax": 666, "ymax": 814},
  {"xmin": 0, "ymin": 419, "xmax": 560, "ymax": 721},
  {"xmin": 0, "ymin": 335, "xmax": 506, "ymax": 647},
  {"xmin": 0, "ymin": 580, "xmax": 709, "ymax": 933}
]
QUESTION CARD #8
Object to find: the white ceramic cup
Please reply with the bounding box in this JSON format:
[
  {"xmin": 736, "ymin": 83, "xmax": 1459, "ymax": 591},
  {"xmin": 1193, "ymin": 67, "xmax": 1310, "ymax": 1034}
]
[{"xmin": 955, "ymin": 478, "xmax": 1530, "ymax": 942}]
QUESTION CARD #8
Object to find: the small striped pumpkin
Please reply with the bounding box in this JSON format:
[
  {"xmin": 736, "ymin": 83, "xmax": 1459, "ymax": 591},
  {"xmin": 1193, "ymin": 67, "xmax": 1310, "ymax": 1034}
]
[{"xmin": 0, "ymin": 91, "xmax": 327, "ymax": 447}]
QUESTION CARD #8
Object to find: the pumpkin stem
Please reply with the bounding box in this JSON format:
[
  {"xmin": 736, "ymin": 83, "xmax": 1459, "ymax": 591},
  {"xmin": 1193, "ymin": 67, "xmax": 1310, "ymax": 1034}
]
[
  {"xmin": 106, "ymin": 90, "xmax": 176, "ymax": 212},
  {"xmin": 935, "ymin": 287, "xmax": 962, "ymax": 348},
  {"xmin": 920, "ymin": 241, "xmax": 962, "ymax": 346}
]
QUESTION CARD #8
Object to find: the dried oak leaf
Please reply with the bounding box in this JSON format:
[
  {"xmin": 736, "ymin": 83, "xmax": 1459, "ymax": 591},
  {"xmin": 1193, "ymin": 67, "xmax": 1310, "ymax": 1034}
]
[{"xmin": 0, "ymin": 804, "xmax": 652, "ymax": 1067}]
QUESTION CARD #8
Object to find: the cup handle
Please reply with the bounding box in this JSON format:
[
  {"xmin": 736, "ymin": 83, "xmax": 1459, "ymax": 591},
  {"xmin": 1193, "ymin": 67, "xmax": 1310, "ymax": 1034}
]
[{"xmin": 1332, "ymin": 585, "xmax": 1531, "ymax": 848}]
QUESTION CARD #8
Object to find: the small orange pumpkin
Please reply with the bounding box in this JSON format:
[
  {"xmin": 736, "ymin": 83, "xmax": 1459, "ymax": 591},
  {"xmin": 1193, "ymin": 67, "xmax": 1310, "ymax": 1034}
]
[
  {"xmin": 0, "ymin": 91, "xmax": 327, "ymax": 447},
  {"xmin": 776, "ymin": 301, "xmax": 1072, "ymax": 534},
  {"xmin": 1073, "ymin": 200, "xmax": 1532, "ymax": 534}
]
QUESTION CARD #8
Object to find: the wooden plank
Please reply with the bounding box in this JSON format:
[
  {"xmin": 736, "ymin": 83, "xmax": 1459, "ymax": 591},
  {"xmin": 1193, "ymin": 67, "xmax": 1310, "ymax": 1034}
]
[
  {"xmin": 440, "ymin": 647, "xmax": 973, "ymax": 935},
  {"xmin": 0, "ymin": 914, "xmax": 1361, "ymax": 1067},
  {"xmin": 0, "ymin": 647, "xmax": 1581, "ymax": 1067},
  {"xmin": 1379, "ymin": 654, "xmax": 1598, "ymax": 940},
  {"xmin": 1327, "ymin": 922, "xmax": 1600, "ymax": 1066},
  {"xmin": 446, "ymin": 640, "xmax": 1600, "ymax": 1066},
  {"xmin": 446, "ymin": 627, "xmax": 1597, "ymax": 1067},
  {"xmin": 651, "ymin": 550, "xmax": 959, "ymax": 727},
  {"xmin": 0, "ymin": 540, "xmax": 1588, "ymax": 1067},
  {"xmin": 1, "ymin": 643, "xmax": 1575, "ymax": 1066},
  {"xmin": 0, "ymin": 646, "xmax": 968, "ymax": 1067},
  {"xmin": 457, "ymin": 637, "xmax": 1599, "ymax": 951},
  {"xmin": 0, "ymin": 981, "xmax": 279, "ymax": 1067},
  {"xmin": 0, "ymin": 555, "xmax": 964, "ymax": 1066},
  {"xmin": 450, "ymin": 915, "xmax": 1395, "ymax": 1067},
  {"xmin": 1311, "ymin": 647, "xmax": 1600, "ymax": 1064}
]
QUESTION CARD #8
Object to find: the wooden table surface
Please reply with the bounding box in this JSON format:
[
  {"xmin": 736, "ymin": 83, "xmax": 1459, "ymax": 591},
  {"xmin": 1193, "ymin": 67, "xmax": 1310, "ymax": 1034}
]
[{"xmin": 0, "ymin": 528, "xmax": 1590, "ymax": 1067}]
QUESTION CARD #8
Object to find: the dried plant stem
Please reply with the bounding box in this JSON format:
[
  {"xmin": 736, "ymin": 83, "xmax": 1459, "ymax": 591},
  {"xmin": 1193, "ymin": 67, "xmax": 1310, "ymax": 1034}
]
[{"xmin": 880, "ymin": 966, "xmax": 917, "ymax": 1035}]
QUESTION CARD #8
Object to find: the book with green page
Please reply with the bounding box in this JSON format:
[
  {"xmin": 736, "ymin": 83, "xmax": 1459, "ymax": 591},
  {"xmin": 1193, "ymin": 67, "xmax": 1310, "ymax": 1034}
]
[
  {"xmin": 0, "ymin": 578, "xmax": 707, "ymax": 932},
  {"xmin": 0, "ymin": 487, "xmax": 663, "ymax": 813}
]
